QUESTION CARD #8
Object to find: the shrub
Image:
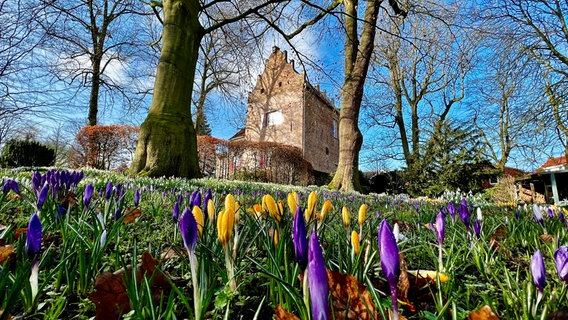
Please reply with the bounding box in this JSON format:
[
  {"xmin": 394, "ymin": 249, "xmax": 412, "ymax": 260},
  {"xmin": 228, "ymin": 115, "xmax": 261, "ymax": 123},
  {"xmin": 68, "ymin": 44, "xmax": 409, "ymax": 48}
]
[
  {"xmin": 0, "ymin": 139, "xmax": 55, "ymax": 167},
  {"xmin": 68, "ymin": 125, "xmax": 138, "ymax": 170}
]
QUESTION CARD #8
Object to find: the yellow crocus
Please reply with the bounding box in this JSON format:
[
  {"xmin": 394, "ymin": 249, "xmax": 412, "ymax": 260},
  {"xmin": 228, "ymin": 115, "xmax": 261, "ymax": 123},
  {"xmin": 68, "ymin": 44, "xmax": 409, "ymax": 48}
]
[
  {"xmin": 234, "ymin": 201, "xmax": 241, "ymax": 224},
  {"xmin": 251, "ymin": 203, "xmax": 263, "ymax": 218},
  {"xmin": 287, "ymin": 192, "xmax": 299, "ymax": 216},
  {"xmin": 225, "ymin": 194, "xmax": 235, "ymax": 214},
  {"xmin": 263, "ymin": 194, "xmax": 281, "ymax": 222},
  {"xmin": 305, "ymin": 191, "xmax": 317, "ymax": 221},
  {"xmin": 317, "ymin": 199, "xmax": 332, "ymax": 221},
  {"xmin": 207, "ymin": 199, "xmax": 215, "ymax": 223},
  {"xmin": 217, "ymin": 207, "xmax": 234, "ymax": 246},
  {"xmin": 351, "ymin": 230, "xmax": 361, "ymax": 254},
  {"xmin": 273, "ymin": 229, "xmax": 279, "ymax": 245},
  {"xmin": 192, "ymin": 206, "xmax": 204, "ymax": 237},
  {"xmin": 342, "ymin": 206, "xmax": 350, "ymax": 227},
  {"xmin": 277, "ymin": 200, "xmax": 284, "ymax": 217},
  {"xmin": 358, "ymin": 204, "xmax": 368, "ymax": 226}
]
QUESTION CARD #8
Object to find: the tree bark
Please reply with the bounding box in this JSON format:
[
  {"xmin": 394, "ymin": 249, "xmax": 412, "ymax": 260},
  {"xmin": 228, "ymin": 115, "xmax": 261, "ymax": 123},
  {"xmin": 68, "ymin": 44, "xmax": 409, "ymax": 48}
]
[
  {"xmin": 130, "ymin": 0, "xmax": 203, "ymax": 177},
  {"xmin": 329, "ymin": 0, "xmax": 380, "ymax": 191}
]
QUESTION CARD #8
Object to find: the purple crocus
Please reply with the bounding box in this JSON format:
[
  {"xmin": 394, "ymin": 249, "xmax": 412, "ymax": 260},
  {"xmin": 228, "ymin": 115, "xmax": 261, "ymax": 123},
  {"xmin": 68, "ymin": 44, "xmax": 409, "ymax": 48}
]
[
  {"xmin": 379, "ymin": 219, "xmax": 400, "ymax": 319},
  {"xmin": 308, "ymin": 231, "xmax": 329, "ymax": 320},
  {"xmin": 190, "ymin": 190, "xmax": 201, "ymax": 208},
  {"xmin": 26, "ymin": 213, "xmax": 42, "ymax": 258},
  {"xmin": 204, "ymin": 189, "xmax": 213, "ymax": 212},
  {"xmin": 531, "ymin": 250, "xmax": 546, "ymax": 294},
  {"xmin": 515, "ymin": 210, "xmax": 521, "ymax": 220},
  {"xmin": 37, "ymin": 184, "xmax": 49, "ymax": 211},
  {"xmin": 179, "ymin": 207, "xmax": 198, "ymax": 252},
  {"xmin": 458, "ymin": 199, "xmax": 470, "ymax": 232},
  {"xmin": 293, "ymin": 206, "xmax": 308, "ymax": 269},
  {"xmin": 134, "ymin": 189, "xmax": 140, "ymax": 207},
  {"xmin": 172, "ymin": 201, "xmax": 180, "ymax": 223},
  {"xmin": 32, "ymin": 171, "xmax": 42, "ymax": 194},
  {"xmin": 2, "ymin": 179, "xmax": 21, "ymax": 195},
  {"xmin": 435, "ymin": 212, "xmax": 445, "ymax": 245},
  {"xmin": 547, "ymin": 208, "xmax": 554, "ymax": 218},
  {"xmin": 554, "ymin": 246, "xmax": 568, "ymax": 283},
  {"xmin": 473, "ymin": 220, "xmax": 482, "ymax": 238},
  {"xmin": 83, "ymin": 184, "xmax": 94, "ymax": 211},
  {"xmin": 560, "ymin": 210, "xmax": 565, "ymax": 224},
  {"xmin": 533, "ymin": 204, "xmax": 544, "ymax": 227},
  {"xmin": 447, "ymin": 202, "xmax": 456, "ymax": 222},
  {"xmin": 104, "ymin": 181, "xmax": 113, "ymax": 201}
]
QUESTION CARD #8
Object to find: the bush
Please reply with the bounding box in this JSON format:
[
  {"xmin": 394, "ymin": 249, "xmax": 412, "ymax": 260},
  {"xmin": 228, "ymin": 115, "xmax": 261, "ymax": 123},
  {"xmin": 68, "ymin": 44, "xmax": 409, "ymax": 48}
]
[
  {"xmin": 0, "ymin": 139, "xmax": 55, "ymax": 167},
  {"xmin": 68, "ymin": 125, "xmax": 138, "ymax": 170}
]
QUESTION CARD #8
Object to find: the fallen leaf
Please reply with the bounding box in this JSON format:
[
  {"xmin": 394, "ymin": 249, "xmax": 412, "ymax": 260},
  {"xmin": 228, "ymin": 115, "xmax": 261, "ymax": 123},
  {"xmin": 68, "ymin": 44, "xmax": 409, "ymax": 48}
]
[
  {"xmin": 467, "ymin": 305, "xmax": 499, "ymax": 320},
  {"xmin": 406, "ymin": 270, "xmax": 450, "ymax": 283},
  {"xmin": 60, "ymin": 192, "xmax": 78, "ymax": 208},
  {"xmin": 88, "ymin": 251, "xmax": 171, "ymax": 320},
  {"xmin": 274, "ymin": 304, "xmax": 300, "ymax": 320},
  {"xmin": 122, "ymin": 208, "xmax": 142, "ymax": 224},
  {"xmin": 160, "ymin": 246, "xmax": 185, "ymax": 261},
  {"xmin": 14, "ymin": 228, "xmax": 27, "ymax": 239},
  {"xmin": 327, "ymin": 270, "xmax": 379, "ymax": 320},
  {"xmin": 0, "ymin": 245, "xmax": 15, "ymax": 265},
  {"xmin": 540, "ymin": 234, "xmax": 554, "ymax": 243}
]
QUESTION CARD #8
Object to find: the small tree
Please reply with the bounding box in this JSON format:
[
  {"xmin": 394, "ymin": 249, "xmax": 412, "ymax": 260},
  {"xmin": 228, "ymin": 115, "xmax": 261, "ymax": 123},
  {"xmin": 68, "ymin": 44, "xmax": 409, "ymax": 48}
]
[{"xmin": 69, "ymin": 125, "xmax": 138, "ymax": 170}]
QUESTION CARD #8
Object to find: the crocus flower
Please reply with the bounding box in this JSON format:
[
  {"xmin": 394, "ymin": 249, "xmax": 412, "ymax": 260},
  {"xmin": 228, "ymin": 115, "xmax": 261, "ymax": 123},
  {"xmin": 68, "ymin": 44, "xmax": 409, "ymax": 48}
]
[
  {"xmin": 458, "ymin": 199, "xmax": 470, "ymax": 232},
  {"xmin": 204, "ymin": 188, "xmax": 213, "ymax": 213},
  {"xmin": 559, "ymin": 210, "xmax": 565, "ymax": 224},
  {"xmin": 351, "ymin": 230, "xmax": 361, "ymax": 255},
  {"xmin": 317, "ymin": 199, "xmax": 332, "ymax": 221},
  {"xmin": 342, "ymin": 206, "xmax": 350, "ymax": 227},
  {"xmin": 83, "ymin": 184, "xmax": 94, "ymax": 211},
  {"xmin": 554, "ymin": 246, "xmax": 568, "ymax": 283},
  {"xmin": 306, "ymin": 191, "xmax": 317, "ymax": 221},
  {"xmin": 26, "ymin": 213, "xmax": 42, "ymax": 258},
  {"xmin": 287, "ymin": 192, "xmax": 299, "ymax": 216},
  {"xmin": 192, "ymin": 206, "xmax": 204, "ymax": 237},
  {"xmin": 172, "ymin": 201, "xmax": 180, "ymax": 223},
  {"xmin": 308, "ymin": 231, "xmax": 329, "ymax": 320},
  {"xmin": 379, "ymin": 219, "xmax": 400, "ymax": 319},
  {"xmin": 531, "ymin": 250, "xmax": 546, "ymax": 294},
  {"xmin": 358, "ymin": 203, "xmax": 367, "ymax": 226},
  {"xmin": 134, "ymin": 189, "xmax": 140, "ymax": 207},
  {"xmin": 180, "ymin": 207, "xmax": 198, "ymax": 252},
  {"xmin": 473, "ymin": 220, "xmax": 482, "ymax": 238},
  {"xmin": 447, "ymin": 202, "xmax": 456, "ymax": 222},
  {"xmin": 547, "ymin": 208, "xmax": 554, "ymax": 218},
  {"xmin": 533, "ymin": 204, "xmax": 544, "ymax": 227},
  {"xmin": 2, "ymin": 179, "xmax": 21, "ymax": 195},
  {"xmin": 32, "ymin": 171, "xmax": 42, "ymax": 194},
  {"xmin": 190, "ymin": 190, "xmax": 201, "ymax": 208},
  {"xmin": 26, "ymin": 213, "xmax": 42, "ymax": 303},
  {"xmin": 435, "ymin": 212, "xmax": 445, "ymax": 245},
  {"xmin": 293, "ymin": 207, "xmax": 308, "ymax": 268},
  {"xmin": 515, "ymin": 210, "xmax": 521, "ymax": 220},
  {"xmin": 217, "ymin": 207, "xmax": 234, "ymax": 246},
  {"xmin": 207, "ymin": 198, "xmax": 215, "ymax": 223},
  {"xmin": 36, "ymin": 184, "xmax": 49, "ymax": 211},
  {"xmin": 263, "ymin": 194, "xmax": 280, "ymax": 222},
  {"xmin": 104, "ymin": 181, "xmax": 113, "ymax": 201},
  {"xmin": 476, "ymin": 207, "xmax": 483, "ymax": 221}
]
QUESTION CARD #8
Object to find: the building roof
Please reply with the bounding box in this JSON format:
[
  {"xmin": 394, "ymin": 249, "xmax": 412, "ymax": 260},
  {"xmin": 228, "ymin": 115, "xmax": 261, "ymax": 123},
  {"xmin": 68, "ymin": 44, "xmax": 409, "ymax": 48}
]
[
  {"xmin": 534, "ymin": 155, "xmax": 567, "ymax": 173},
  {"xmin": 229, "ymin": 128, "xmax": 246, "ymax": 141}
]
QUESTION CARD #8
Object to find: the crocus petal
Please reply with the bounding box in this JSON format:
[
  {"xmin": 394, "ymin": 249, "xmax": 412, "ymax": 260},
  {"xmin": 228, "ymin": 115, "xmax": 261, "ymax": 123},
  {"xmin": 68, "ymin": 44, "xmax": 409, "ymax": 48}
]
[
  {"xmin": 105, "ymin": 181, "xmax": 113, "ymax": 200},
  {"xmin": 342, "ymin": 206, "xmax": 350, "ymax": 227},
  {"xmin": 306, "ymin": 191, "xmax": 317, "ymax": 221},
  {"xmin": 179, "ymin": 207, "xmax": 198, "ymax": 252},
  {"xmin": 531, "ymin": 250, "xmax": 546, "ymax": 292},
  {"xmin": 134, "ymin": 189, "xmax": 140, "ymax": 207},
  {"xmin": 554, "ymin": 246, "xmax": 568, "ymax": 283},
  {"xmin": 26, "ymin": 213, "xmax": 42, "ymax": 257},
  {"xmin": 172, "ymin": 201, "xmax": 180, "ymax": 222},
  {"xmin": 37, "ymin": 184, "xmax": 49, "ymax": 210},
  {"xmin": 351, "ymin": 230, "xmax": 360, "ymax": 255},
  {"xmin": 293, "ymin": 206, "xmax": 308, "ymax": 268},
  {"xmin": 379, "ymin": 219, "xmax": 400, "ymax": 286},
  {"xmin": 473, "ymin": 220, "xmax": 482, "ymax": 238},
  {"xmin": 358, "ymin": 204, "xmax": 368, "ymax": 226},
  {"xmin": 435, "ymin": 212, "xmax": 445, "ymax": 245},
  {"xmin": 83, "ymin": 184, "xmax": 94, "ymax": 210},
  {"xmin": 287, "ymin": 192, "xmax": 298, "ymax": 216},
  {"xmin": 308, "ymin": 231, "xmax": 329, "ymax": 320}
]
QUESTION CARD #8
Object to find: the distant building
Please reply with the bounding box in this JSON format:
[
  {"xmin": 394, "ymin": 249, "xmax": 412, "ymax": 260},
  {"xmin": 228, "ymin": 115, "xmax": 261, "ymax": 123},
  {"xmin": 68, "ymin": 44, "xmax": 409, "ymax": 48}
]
[
  {"xmin": 234, "ymin": 46, "xmax": 339, "ymax": 174},
  {"xmin": 531, "ymin": 155, "xmax": 568, "ymax": 205}
]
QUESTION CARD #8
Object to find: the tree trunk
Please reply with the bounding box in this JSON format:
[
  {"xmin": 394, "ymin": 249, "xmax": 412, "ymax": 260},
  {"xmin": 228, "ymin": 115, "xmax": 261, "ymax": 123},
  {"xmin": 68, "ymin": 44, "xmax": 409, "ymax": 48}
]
[
  {"xmin": 329, "ymin": 0, "xmax": 379, "ymax": 191},
  {"xmin": 88, "ymin": 61, "xmax": 101, "ymax": 126},
  {"xmin": 130, "ymin": 0, "xmax": 203, "ymax": 178}
]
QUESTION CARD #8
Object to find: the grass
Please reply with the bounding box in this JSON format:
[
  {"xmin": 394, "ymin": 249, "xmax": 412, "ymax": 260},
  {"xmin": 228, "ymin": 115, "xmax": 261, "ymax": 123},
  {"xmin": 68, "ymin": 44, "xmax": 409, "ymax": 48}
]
[{"xmin": 0, "ymin": 167, "xmax": 567, "ymax": 319}]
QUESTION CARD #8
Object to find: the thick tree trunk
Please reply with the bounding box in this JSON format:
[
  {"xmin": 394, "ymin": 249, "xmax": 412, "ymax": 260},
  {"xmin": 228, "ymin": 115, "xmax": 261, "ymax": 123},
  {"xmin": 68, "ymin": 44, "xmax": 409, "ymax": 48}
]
[
  {"xmin": 329, "ymin": 0, "xmax": 379, "ymax": 191},
  {"xmin": 131, "ymin": 0, "xmax": 203, "ymax": 178},
  {"xmin": 88, "ymin": 58, "xmax": 101, "ymax": 125}
]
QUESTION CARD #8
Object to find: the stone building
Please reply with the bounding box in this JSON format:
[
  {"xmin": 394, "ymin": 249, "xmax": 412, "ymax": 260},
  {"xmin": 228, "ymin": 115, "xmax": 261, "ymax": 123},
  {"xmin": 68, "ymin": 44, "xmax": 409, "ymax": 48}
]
[{"xmin": 235, "ymin": 46, "xmax": 339, "ymax": 174}]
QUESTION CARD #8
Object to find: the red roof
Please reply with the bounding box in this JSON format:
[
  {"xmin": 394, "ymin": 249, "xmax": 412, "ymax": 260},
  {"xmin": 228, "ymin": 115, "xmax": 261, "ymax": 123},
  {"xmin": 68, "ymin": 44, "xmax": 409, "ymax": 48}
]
[
  {"xmin": 503, "ymin": 167, "xmax": 525, "ymax": 177},
  {"xmin": 535, "ymin": 155, "xmax": 567, "ymax": 173}
]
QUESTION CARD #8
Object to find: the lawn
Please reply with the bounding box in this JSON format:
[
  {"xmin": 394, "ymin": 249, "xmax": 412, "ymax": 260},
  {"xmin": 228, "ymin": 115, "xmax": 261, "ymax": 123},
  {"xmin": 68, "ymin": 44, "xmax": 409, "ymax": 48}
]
[{"xmin": 0, "ymin": 168, "xmax": 567, "ymax": 319}]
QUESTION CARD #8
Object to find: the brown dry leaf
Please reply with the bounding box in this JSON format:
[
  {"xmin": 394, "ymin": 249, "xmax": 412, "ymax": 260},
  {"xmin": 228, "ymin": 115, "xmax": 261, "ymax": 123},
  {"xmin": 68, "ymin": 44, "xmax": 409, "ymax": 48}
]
[
  {"xmin": 540, "ymin": 234, "xmax": 554, "ymax": 243},
  {"xmin": 0, "ymin": 245, "xmax": 15, "ymax": 265},
  {"xmin": 274, "ymin": 304, "xmax": 300, "ymax": 320},
  {"xmin": 14, "ymin": 228, "xmax": 27, "ymax": 239},
  {"xmin": 397, "ymin": 253, "xmax": 412, "ymax": 312},
  {"xmin": 327, "ymin": 270, "xmax": 380, "ymax": 320},
  {"xmin": 467, "ymin": 305, "xmax": 500, "ymax": 320},
  {"xmin": 88, "ymin": 251, "xmax": 171, "ymax": 320},
  {"xmin": 60, "ymin": 192, "xmax": 78, "ymax": 208},
  {"xmin": 160, "ymin": 246, "xmax": 186, "ymax": 261},
  {"xmin": 122, "ymin": 208, "xmax": 142, "ymax": 224},
  {"xmin": 491, "ymin": 226, "xmax": 508, "ymax": 240}
]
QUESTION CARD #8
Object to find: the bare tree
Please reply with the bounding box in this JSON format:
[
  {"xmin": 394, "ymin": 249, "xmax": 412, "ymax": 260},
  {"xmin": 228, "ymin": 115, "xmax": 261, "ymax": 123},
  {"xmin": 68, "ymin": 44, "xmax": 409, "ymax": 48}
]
[
  {"xmin": 365, "ymin": 0, "xmax": 476, "ymax": 174},
  {"xmin": 496, "ymin": 0, "xmax": 568, "ymax": 159},
  {"xmin": 38, "ymin": 0, "xmax": 155, "ymax": 125}
]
